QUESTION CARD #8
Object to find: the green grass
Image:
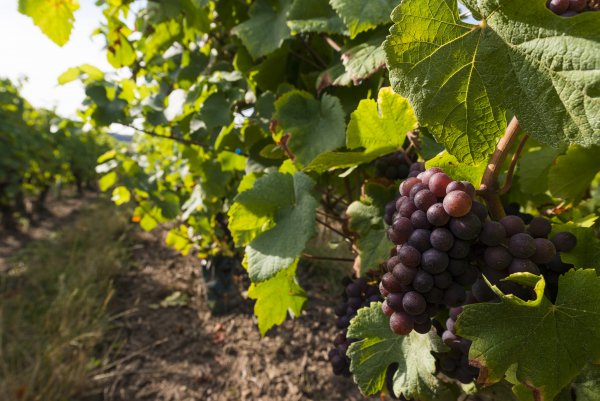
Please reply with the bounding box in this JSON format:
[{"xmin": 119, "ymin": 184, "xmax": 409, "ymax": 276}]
[{"xmin": 0, "ymin": 199, "xmax": 130, "ymax": 401}]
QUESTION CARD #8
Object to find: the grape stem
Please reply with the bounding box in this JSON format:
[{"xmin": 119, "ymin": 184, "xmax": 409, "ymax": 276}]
[
  {"xmin": 301, "ymin": 253, "xmax": 355, "ymax": 262},
  {"xmin": 477, "ymin": 117, "xmax": 521, "ymax": 220},
  {"xmin": 316, "ymin": 217, "xmax": 353, "ymax": 241},
  {"xmin": 500, "ymin": 134, "xmax": 529, "ymax": 195}
]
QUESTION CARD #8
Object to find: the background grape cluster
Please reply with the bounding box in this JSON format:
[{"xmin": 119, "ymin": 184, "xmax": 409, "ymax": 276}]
[
  {"xmin": 374, "ymin": 151, "xmax": 414, "ymax": 181},
  {"xmin": 547, "ymin": 0, "xmax": 599, "ymax": 15},
  {"xmin": 328, "ymin": 277, "xmax": 382, "ymax": 376}
]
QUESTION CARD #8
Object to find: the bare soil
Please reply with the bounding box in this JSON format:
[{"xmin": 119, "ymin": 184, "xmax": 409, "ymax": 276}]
[{"xmin": 82, "ymin": 227, "xmax": 370, "ymax": 401}]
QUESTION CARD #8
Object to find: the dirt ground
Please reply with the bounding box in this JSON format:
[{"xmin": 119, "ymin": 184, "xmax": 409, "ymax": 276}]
[{"xmin": 2, "ymin": 195, "xmax": 373, "ymax": 401}]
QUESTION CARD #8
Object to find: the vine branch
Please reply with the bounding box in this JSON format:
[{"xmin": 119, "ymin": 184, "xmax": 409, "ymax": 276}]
[
  {"xmin": 477, "ymin": 117, "xmax": 521, "ymax": 220},
  {"xmin": 500, "ymin": 134, "xmax": 529, "ymax": 195},
  {"xmin": 301, "ymin": 253, "xmax": 355, "ymax": 262},
  {"xmin": 316, "ymin": 217, "xmax": 352, "ymax": 241},
  {"xmin": 124, "ymin": 124, "xmax": 207, "ymax": 149}
]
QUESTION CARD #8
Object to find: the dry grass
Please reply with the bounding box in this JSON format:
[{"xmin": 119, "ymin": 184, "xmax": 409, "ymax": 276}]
[{"xmin": 0, "ymin": 199, "xmax": 130, "ymax": 401}]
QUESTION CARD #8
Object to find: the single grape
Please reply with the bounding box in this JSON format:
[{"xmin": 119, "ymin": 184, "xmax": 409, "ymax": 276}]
[
  {"xmin": 379, "ymin": 281, "xmax": 389, "ymax": 297},
  {"xmin": 402, "ymin": 291, "xmax": 427, "ymax": 315},
  {"xmin": 547, "ymin": 0, "xmax": 570, "ymax": 12},
  {"xmin": 430, "ymin": 227, "xmax": 454, "ymax": 252},
  {"xmin": 393, "ymin": 263, "xmax": 418, "ymax": 285},
  {"xmin": 382, "ymin": 272, "xmax": 404, "ymax": 293},
  {"xmin": 427, "ymin": 203, "xmax": 450, "ymax": 226},
  {"xmin": 531, "ymin": 238, "xmax": 557, "ymax": 264},
  {"xmin": 388, "ymin": 227, "xmax": 405, "ymax": 245},
  {"xmin": 500, "ymin": 215, "xmax": 525, "ymax": 237},
  {"xmin": 454, "ymin": 265, "xmax": 479, "ymax": 286},
  {"xmin": 411, "ymin": 209, "xmax": 432, "ymax": 229},
  {"xmin": 443, "ymin": 190, "xmax": 473, "ymax": 217},
  {"xmin": 434, "ymin": 271, "xmax": 453, "ymax": 289},
  {"xmin": 409, "ymin": 183, "xmax": 428, "ymax": 199},
  {"xmin": 386, "ymin": 292, "xmax": 405, "ymax": 312},
  {"xmin": 449, "ymin": 213, "xmax": 482, "ymax": 240},
  {"xmin": 508, "ymin": 232, "xmax": 537, "ymax": 258},
  {"xmin": 384, "ymin": 202, "xmax": 396, "ymax": 226},
  {"xmin": 413, "ymin": 270, "xmax": 435, "ymax": 293},
  {"xmin": 445, "ymin": 181, "xmax": 466, "ymax": 194},
  {"xmin": 442, "ymin": 330, "xmax": 459, "ymax": 345},
  {"xmin": 408, "ymin": 229, "xmax": 432, "ymax": 252},
  {"xmin": 471, "ymin": 201, "xmax": 489, "ymax": 222},
  {"xmin": 397, "ymin": 245, "xmax": 422, "ymax": 268},
  {"xmin": 335, "ymin": 302, "xmax": 347, "ymax": 317},
  {"xmin": 333, "ymin": 332, "xmax": 346, "ymax": 346},
  {"xmin": 386, "ymin": 255, "xmax": 401, "ymax": 271},
  {"xmin": 414, "ymin": 312, "xmax": 430, "ymax": 324},
  {"xmin": 444, "ymin": 284, "xmax": 467, "ymax": 307},
  {"xmin": 439, "ymin": 354, "xmax": 457, "ymax": 372},
  {"xmin": 479, "ymin": 220, "xmax": 506, "ymax": 246},
  {"xmin": 483, "ymin": 246, "xmax": 512, "ymax": 270},
  {"xmin": 551, "ymin": 231, "xmax": 577, "ymax": 252},
  {"xmin": 508, "ymin": 259, "xmax": 541, "ymax": 275},
  {"xmin": 449, "ymin": 307, "xmax": 463, "ymax": 321},
  {"xmin": 348, "ymin": 297, "xmax": 363, "ymax": 309},
  {"xmin": 460, "ymin": 181, "xmax": 476, "ymax": 198},
  {"xmin": 425, "ymin": 287, "xmax": 444, "ymax": 303},
  {"xmin": 449, "ymin": 239, "xmax": 471, "ymax": 259},
  {"xmin": 346, "ymin": 283, "xmax": 361, "ymax": 297},
  {"xmin": 390, "ymin": 311, "xmax": 414, "ymax": 335},
  {"xmin": 392, "ymin": 216, "xmax": 414, "ymax": 242},
  {"xmin": 528, "ymin": 217, "xmax": 552, "ymax": 238},
  {"xmin": 429, "ymin": 173, "xmax": 453, "ymax": 197},
  {"xmin": 414, "ymin": 189, "xmax": 438, "ymax": 211},
  {"xmin": 336, "ymin": 315, "xmax": 351, "ymax": 329},
  {"xmin": 400, "ymin": 177, "xmax": 422, "ymax": 196},
  {"xmin": 446, "ymin": 317, "xmax": 456, "ymax": 333},
  {"xmin": 414, "ymin": 319, "xmax": 433, "ymax": 334},
  {"xmin": 471, "ymin": 278, "xmax": 496, "ymax": 302},
  {"xmin": 397, "ymin": 197, "xmax": 418, "ymax": 218},
  {"xmin": 447, "ymin": 258, "xmax": 469, "ymax": 276},
  {"xmin": 422, "ymin": 248, "xmax": 450, "ymax": 274},
  {"xmin": 382, "ymin": 300, "xmax": 394, "ymax": 316}
]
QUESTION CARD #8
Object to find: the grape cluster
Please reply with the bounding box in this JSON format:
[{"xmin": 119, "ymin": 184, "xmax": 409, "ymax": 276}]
[
  {"xmin": 436, "ymin": 306, "xmax": 480, "ymax": 383},
  {"xmin": 471, "ymin": 212, "xmax": 577, "ymax": 303},
  {"xmin": 381, "ymin": 167, "xmax": 485, "ymax": 336},
  {"xmin": 329, "ymin": 277, "xmax": 382, "ymax": 376},
  {"xmin": 375, "ymin": 152, "xmax": 412, "ymax": 181},
  {"xmin": 547, "ymin": 0, "xmax": 599, "ymax": 16}
]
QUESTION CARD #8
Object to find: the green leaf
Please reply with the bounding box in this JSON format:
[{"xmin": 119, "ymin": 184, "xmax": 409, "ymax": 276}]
[
  {"xmin": 342, "ymin": 34, "xmax": 386, "ymax": 84},
  {"xmin": 58, "ymin": 64, "xmax": 104, "ymax": 85},
  {"xmin": 274, "ymin": 91, "xmax": 346, "ymax": 166},
  {"xmin": 347, "ymin": 303, "xmax": 456, "ymax": 400},
  {"xmin": 347, "ymin": 201, "xmax": 390, "ymax": 275},
  {"xmin": 329, "ymin": 0, "xmax": 397, "ymax": 38},
  {"xmin": 385, "ymin": 0, "xmax": 600, "ymax": 164},
  {"xmin": 230, "ymin": 172, "xmax": 319, "ymax": 282},
  {"xmin": 306, "ymin": 87, "xmax": 416, "ymax": 172},
  {"xmin": 517, "ymin": 144, "xmax": 561, "ymax": 195},
  {"xmin": 287, "ymin": 0, "xmax": 346, "ymax": 34},
  {"xmin": 99, "ymin": 171, "xmax": 117, "ymax": 192},
  {"xmin": 111, "ymin": 186, "xmax": 131, "ymax": 205},
  {"xmin": 425, "ymin": 151, "xmax": 487, "ymax": 187},
  {"xmin": 552, "ymin": 223, "xmax": 600, "ymax": 273},
  {"xmin": 232, "ymin": 0, "xmax": 292, "ymax": 59},
  {"xmin": 549, "ymin": 146, "xmax": 600, "ymax": 202},
  {"xmin": 19, "ymin": 0, "xmax": 79, "ymax": 46},
  {"xmin": 247, "ymin": 261, "xmax": 307, "ymax": 336},
  {"xmin": 457, "ymin": 269, "xmax": 600, "ymax": 401}
]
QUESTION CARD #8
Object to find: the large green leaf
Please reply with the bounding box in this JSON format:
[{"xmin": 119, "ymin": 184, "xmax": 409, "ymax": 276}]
[
  {"xmin": 347, "ymin": 303, "xmax": 456, "ymax": 400},
  {"xmin": 346, "ymin": 201, "xmax": 389, "ymax": 275},
  {"xmin": 552, "ymin": 223, "xmax": 600, "ymax": 273},
  {"xmin": 385, "ymin": 0, "xmax": 600, "ymax": 164},
  {"xmin": 517, "ymin": 144, "xmax": 562, "ymax": 195},
  {"xmin": 329, "ymin": 0, "xmax": 397, "ymax": 38},
  {"xmin": 342, "ymin": 33, "xmax": 386, "ymax": 84},
  {"xmin": 287, "ymin": 0, "xmax": 346, "ymax": 34},
  {"xmin": 274, "ymin": 91, "xmax": 346, "ymax": 166},
  {"xmin": 549, "ymin": 146, "xmax": 600, "ymax": 202},
  {"xmin": 232, "ymin": 0, "xmax": 292, "ymax": 59},
  {"xmin": 232, "ymin": 172, "xmax": 318, "ymax": 282},
  {"xmin": 247, "ymin": 261, "xmax": 307, "ymax": 335},
  {"xmin": 306, "ymin": 87, "xmax": 416, "ymax": 172},
  {"xmin": 457, "ymin": 270, "xmax": 600, "ymax": 401},
  {"xmin": 19, "ymin": 0, "xmax": 79, "ymax": 46}
]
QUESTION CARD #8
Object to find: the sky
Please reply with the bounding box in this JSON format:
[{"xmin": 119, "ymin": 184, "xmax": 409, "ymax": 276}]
[{"xmin": 0, "ymin": 1, "xmax": 113, "ymax": 118}]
